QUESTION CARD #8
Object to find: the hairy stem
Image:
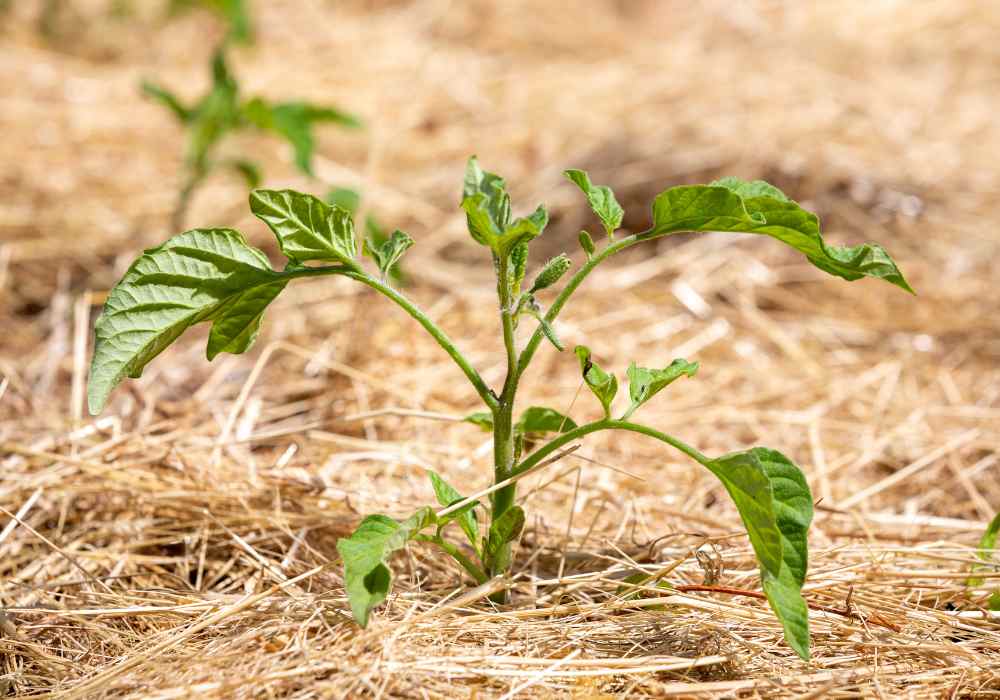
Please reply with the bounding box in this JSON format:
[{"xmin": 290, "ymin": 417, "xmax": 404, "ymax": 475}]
[{"xmin": 488, "ymin": 254, "xmax": 520, "ymax": 584}]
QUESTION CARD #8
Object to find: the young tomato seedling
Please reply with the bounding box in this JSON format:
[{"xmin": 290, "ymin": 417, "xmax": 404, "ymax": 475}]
[
  {"xmin": 87, "ymin": 158, "xmax": 913, "ymax": 658},
  {"xmin": 144, "ymin": 46, "xmax": 360, "ymax": 230}
]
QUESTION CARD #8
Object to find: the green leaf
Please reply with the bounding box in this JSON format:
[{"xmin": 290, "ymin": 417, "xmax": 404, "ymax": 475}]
[
  {"xmin": 515, "ymin": 406, "xmax": 578, "ymax": 436},
  {"xmin": 250, "ymin": 189, "xmax": 357, "ymax": 266},
  {"xmin": 363, "ymin": 229, "xmax": 413, "ymax": 280},
  {"xmin": 460, "ymin": 157, "xmax": 548, "ymax": 255},
  {"xmin": 968, "ymin": 510, "xmax": 1000, "ymax": 587},
  {"xmin": 225, "ymin": 158, "xmax": 261, "ymax": 188},
  {"xmin": 244, "ymin": 99, "xmax": 361, "ymax": 176},
  {"xmin": 326, "ymin": 187, "xmax": 361, "ymax": 214},
  {"xmin": 141, "ymin": 81, "xmax": 191, "ymax": 122},
  {"xmin": 428, "ymin": 472, "xmax": 480, "ymax": 551},
  {"xmin": 706, "ymin": 447, "xmax": 812, "ymax": 659},
  {"xmin": 510, "ymin": 242, "xmax": 529, "ymax": 292},
  {"xmin": 336, "ymin": 508, "xmax": 435, "ymax": 627},
  {"xmin": 578, "ymin": 230, "xmax": 595, "ymax": 258},
  {"xmin": 574, "ymin": 345, "xmax": 618, "ymax": 418},
  {"xmin": 529, "ymin": 254, "xmax": 571, "ymax": 294},
  {"xmin": 184, "ymin": 49, "xmax": 241, "ymax": 172},
  {"xmin": 535, "ymin": 314, "xmax": 564, "ymax": 351},
  {"xmin": 87, "ymin": 229, "xmax": 286, "ymax": 414},
  {"xmin": 650, "ymin": 178, "xmax": 913, "ymax": 293},
  {"xmin": 463, "ymin": 411, "xmax": 493, "ymax": 431},
  {"xmin": 622, "ymin": 359, "xmax": 698, "ymax": 419},
  {"xmin": 486, "ymin": 505, "xmax": 525, "ymax": 558},
  {"xmin": 564, "ymin": 169, "xmax": 624, "ymax": 238}
]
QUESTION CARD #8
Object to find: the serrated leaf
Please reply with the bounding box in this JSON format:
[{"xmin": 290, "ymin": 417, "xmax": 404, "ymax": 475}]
[
  {"xmin": 565, "ymin": 169, "xmax": 624, "ymax": 238},
  {"xmin": 460, "ymin": 157, "xmax": 548, "ymax": 254},
  {"xmin": 336, "ymin": 508, "xmax": 435, "ymax": 627},
  {"xmin": 486, "ymin": 505, "xmax": 525, "ymax": 558},
  {"xmin": 574, "ymin": 345, "xmax": 618, "ymax": 418},
  {"xmin": 250, "ymin": 189, "xmax": 357, "ymax": 265},
  {"xmin": 650, "ymin": 178, "xmax": 913, "ymax": 293},
  {"xmin": 515, "ymin": 406, "xmax": 578, "ymax": 436},
  {"xmin": 87, "ymin": 228, "xmax": 286, "ymax": 414},
  {"xmin": 141, "ymin": 81, "xmax": 191, "ymax": 122},
  {"xmin": 968, "ymin": 510, "xmax": 1000, "ymax": 588},
  {"xmin": 363, "ymin": 229, "xmax": 413, "ymax": 280},
  {"xmin": 622, "ymin": 359, "xmax": 698, "ymax": 419},
  {"xmin": 428, "ymin": 472, "xmax": 479, "ymax": 552},
  {"xmin": 706, "ymin": 447, "xmax": 812, "ymax": 659},
  {"xmin": 463, "ymin": 411, "xmax": 493, "ymax": 431}
]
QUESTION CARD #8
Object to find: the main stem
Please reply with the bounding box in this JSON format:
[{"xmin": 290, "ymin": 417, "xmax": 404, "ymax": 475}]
[{"xmin": 488, "ymin": 253, "xmax": 520, "ymax": 586}]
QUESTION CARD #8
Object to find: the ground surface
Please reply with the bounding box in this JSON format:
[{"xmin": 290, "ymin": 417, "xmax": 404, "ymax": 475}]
[{"xmin": 1, "ymin": 1, "xmax": 999, "ymax": 697}]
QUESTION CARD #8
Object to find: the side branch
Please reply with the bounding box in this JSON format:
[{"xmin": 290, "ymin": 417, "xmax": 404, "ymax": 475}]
[
  {"xmin": 287, "ymin": 266, "xmax": 498, "ymax": 410},
  {"xmin": 510, "ymin": 419, "xmax": 709, "ymax": 478}
]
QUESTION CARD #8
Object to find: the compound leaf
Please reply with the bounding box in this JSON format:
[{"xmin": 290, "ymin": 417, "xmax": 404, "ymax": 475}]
[
  {"xmin": 363, "ymin": 229, "xmax": 413, "ymax": 280},
  {"xmin": 87, "ymin": 228, "xmax": 286, "ymax": 414},
  {"xmin": 336, "ymin": 508, "xmax": 435, "ymax": 627},
  {"xmin": 706, "ymin": 447, "xmax": 812, "ymax": 659},
  {"xmin": 515, "ymin": 406, "xmax": 578, "ymax": 436},
  {"xmin": 650, "ymin": 178, "xmax": 913, "ymax": 293},
  {"xmin": 565, "ymin": 169, "xmax": 623, "ymax": 238},
  {"xmin": 428, "ymin": 472, "xmax": 479, "ymax": 551},
  {"xmin": 250, "ymin": 189, "xmax": 357, "ymax": 265},
  {"xmin": 574, "ymin": 345, "xmax": 618, "ymax": 418},
  {"xmin": 623, "ymin": 359, "xmax": 698, "ymax": 419}
]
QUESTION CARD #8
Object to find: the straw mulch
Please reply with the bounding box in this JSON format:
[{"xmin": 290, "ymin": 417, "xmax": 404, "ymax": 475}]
[{"xmin": 1, "ymin": 1, "xmax": 999, "ymax": 697}]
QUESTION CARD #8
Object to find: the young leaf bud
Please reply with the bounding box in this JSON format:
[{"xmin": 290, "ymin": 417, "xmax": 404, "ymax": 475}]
[
  {"xmin": 529, "ymin": 254, "xmax": 571, "ymax": 294},
  {"xmin": 578, "ymin": 230, "xmax": 595, "ymax": 257}
]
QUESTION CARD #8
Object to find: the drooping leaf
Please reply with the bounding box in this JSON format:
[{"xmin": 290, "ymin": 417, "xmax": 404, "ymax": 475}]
[
  {"xmin": 529, "ymin": 254, "xmax": 571, "ymax": 294},
  {"xmin": 336, "ymin": 508, "xmax": 435, "ymax": 627},
  {"xmin": 650, "ymin": 178, "xmax": 913, "ymax": 293},
  {"xmin": 622, "ymin": 359, "xmax": 699, "ymax": 419},
  {"xmin": 564, "ymin": 169, "xmax": 624, "ymax": 238},
  {"xmin": 87, "ymin": 229, "xmax": 286, "ymax": 414},
  {"xmin": 141, "ymin": 81, "xmax": 191, "ymax": 122},
  {"xmin": 534, "ymin": 314, "xmax": 564, "ymax": 351},
  {"xmin": 486, "ymin": 505, "xmax": 525, "ymax": 559},
  {"xmin": 706, "ymin": 447, "xmax": 812, "ymax": 659},
  {"xmin": 250, "ymin": 189, "xmax": 357, "ymax": 265},
  {"xmin": 363, "ymin": 229, "xmax": 413, "ymax": 280},
  {"xmin": 243, "ymin": 99, "xmax": 361, "ymax": 176},
  {"xmin": 460, "ymin": 157, "xmax": 548, "ymax": 255},
  {"xmin": 428, "ymin": 472, "xmax": 479, "ymax": 552},
  {"xmin": 968, "ymin": 510, "xmax": 1000, "ymax": 587},
  {"xmin": 464, "ymin": 411, "xmax": 493, "ymax": 431},
  {"xmin": 515, "ymin": 406, "xmax": 578, "ymax": 436},
  {"xmin": 574, "ymin": 345, "xmax": 618, "ymax": 418}
]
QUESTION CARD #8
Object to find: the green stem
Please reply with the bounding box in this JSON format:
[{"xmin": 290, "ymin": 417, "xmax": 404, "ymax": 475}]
[
  {"xmin": 415, "ymin": 534, "xmax": 488, "ymax": 584},
  {"xmin": 517, "ymin": 230, "xmax": 656, "ymax": 381},
  {"xmin": 286, "ymin": 267, "xmax": 498, "ymax": 411},
  {"xmin": 511, "ymin": 419, "xmax": 709, "ymax": 478},
  {"xmin": 488, "ymin": 254, "xmax": 520, "ymax": 583}
]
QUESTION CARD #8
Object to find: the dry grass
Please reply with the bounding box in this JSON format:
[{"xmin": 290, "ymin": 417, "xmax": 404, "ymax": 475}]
[{"xmin": 2, "ymin": 0, "xmax": 1000, "ymax": 697}]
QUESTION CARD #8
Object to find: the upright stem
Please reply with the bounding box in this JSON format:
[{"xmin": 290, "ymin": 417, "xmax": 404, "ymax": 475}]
[{"xmin": 488, "ymin": 254, "xmax": 520, "ymax": 582}]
